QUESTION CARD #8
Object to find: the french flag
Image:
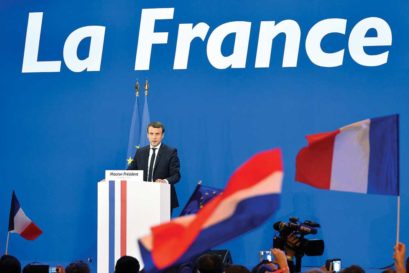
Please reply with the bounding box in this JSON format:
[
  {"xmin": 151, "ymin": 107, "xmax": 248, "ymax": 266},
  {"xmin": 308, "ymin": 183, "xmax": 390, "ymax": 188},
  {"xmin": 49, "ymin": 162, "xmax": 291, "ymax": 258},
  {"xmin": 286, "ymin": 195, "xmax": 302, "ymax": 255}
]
[
  {"xmin": 8, "ymin": 191, "xmax": 42, "ymax": 240},
  {"xmin": 295, "ymin": 114, "xmax": 399, "ymax": 196},
  {"xmin": 137, "ymin": 149, "xmax": 283, "ymax": 273}
]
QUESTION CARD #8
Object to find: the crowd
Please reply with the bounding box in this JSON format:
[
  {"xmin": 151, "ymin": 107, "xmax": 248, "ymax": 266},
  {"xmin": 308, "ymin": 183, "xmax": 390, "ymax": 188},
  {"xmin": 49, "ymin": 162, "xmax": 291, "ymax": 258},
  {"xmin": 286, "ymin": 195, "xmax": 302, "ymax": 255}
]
[{"xmin": 0, "ymin": 242, "xmax": 407, "ymax": 273}]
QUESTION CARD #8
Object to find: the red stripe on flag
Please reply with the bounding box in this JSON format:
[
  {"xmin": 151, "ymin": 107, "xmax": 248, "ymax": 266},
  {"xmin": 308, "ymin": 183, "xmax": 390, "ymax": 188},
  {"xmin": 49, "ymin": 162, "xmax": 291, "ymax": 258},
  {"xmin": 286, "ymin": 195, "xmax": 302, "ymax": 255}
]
[
  {"xmin": 20, "ymin": 222, "xmax": 42, "ymax": 240},
  {"xmin": 121, "ymin": 180, "xmax": 127, "ymax": 256},
  {"xmin": 295, "ymin": 130, "xmax": 339, "ymax": 189}
]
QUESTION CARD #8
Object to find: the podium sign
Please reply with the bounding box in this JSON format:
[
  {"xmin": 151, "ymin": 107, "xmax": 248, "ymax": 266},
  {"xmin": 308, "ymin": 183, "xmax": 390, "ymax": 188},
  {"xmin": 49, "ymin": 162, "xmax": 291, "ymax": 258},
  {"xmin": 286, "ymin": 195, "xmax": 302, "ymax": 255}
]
[{"xmin": 98, "ymin": 170, "xmax": 170, "ymax": 273}]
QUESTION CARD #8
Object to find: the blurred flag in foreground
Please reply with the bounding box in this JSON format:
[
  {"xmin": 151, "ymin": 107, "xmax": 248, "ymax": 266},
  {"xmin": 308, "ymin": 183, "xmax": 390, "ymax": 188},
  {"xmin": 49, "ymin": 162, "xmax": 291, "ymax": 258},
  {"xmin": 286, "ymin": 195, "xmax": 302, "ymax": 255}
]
[
  {"xmin": 295, "ymin": 114, "xmax": 399, "ymax": 196},
  {"xmin": 8, "ymin": 191, "xmax": 42, "ymax": 240},
  {"xmin": 137, "ymin": 149, "xmax": 284, "ymax": 272},
  {"xmin": 180, "ymin": 183, "xmax": 223, "ymax": 216}
]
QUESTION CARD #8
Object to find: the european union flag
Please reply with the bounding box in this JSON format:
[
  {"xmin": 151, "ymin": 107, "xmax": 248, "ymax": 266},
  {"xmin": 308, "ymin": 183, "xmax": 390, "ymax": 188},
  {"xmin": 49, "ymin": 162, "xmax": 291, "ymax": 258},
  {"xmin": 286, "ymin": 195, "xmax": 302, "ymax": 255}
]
[
  {"xmin": 139, "ymin": 93, "xmax": 150, "ymax": 148},
  {"xmin": 126, "ymin": 90, "xmax": 141, "ymax": 167},
  {"xmin": 180, "ymin": 183, "xmax": 222, "ymax": 216}
]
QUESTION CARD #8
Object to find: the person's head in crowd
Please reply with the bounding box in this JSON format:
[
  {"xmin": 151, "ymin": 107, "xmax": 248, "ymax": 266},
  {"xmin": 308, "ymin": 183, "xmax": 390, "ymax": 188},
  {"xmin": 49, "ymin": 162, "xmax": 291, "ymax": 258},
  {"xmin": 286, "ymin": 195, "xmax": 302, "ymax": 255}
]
[
  {"xmin": 225, "ymin": 264, "xmax": 250, "ymax": 273},
  {"xmin": 0, "ymin": 255, "xmax": 21, "ymax": 273},
  {"xmin": 341, "ymin": 265, "xmax": 365, "ymax": 273},
  {"xmin": 196, "ymin": 254, "xmax": 224, "ymax": 273},
  {"xmin": 115, "ymin": 256, "xmax": 140, "ymax": 273},
  {"xmin": 65, "ymin": 261, "xmax": 90, "ymax": 273},
  {"xmin": 251, "ymin": 261, "xmax": 277, "ymax": 273}
]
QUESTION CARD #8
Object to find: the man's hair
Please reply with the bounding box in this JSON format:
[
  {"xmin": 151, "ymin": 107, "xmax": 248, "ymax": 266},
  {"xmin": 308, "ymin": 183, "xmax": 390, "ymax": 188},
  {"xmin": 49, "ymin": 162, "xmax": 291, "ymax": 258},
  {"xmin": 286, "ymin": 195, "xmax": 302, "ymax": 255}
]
[
  {"xmin": 225, "ymin": 264, "xmax": 250, "ymax": 273},
  {"xmin": 0, "ymin": 255, "xmax": 21, "ymax": 273},
  {"xmin": 147, "ymin": 122, "xmax": 165, "ymax": 133},
  {"xmin": 341, "ymin": 265, "xmax": 365, "ymax": 273},
  {"xmin": 65, "ymin": 261, "xmax": 90, "ymax": 273},
  {"xmin": 115, "ymin": 256, "xmax": 140, "ymax": 273},
  {"xmin": 196, "ymin": 254, "xmax": 224, "ymax": 273},
  {"xmin": 250, "ymin": 261, "xmax": 275, "ymax": 273}
]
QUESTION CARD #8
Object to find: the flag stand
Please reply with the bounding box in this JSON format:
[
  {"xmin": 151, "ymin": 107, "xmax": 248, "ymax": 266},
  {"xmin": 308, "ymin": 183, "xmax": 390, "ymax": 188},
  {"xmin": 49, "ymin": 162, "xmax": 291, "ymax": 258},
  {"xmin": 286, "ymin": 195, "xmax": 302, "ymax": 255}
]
[{"xmin": 5, "ymin": 232, "xmax": 10, "ymax": 255}]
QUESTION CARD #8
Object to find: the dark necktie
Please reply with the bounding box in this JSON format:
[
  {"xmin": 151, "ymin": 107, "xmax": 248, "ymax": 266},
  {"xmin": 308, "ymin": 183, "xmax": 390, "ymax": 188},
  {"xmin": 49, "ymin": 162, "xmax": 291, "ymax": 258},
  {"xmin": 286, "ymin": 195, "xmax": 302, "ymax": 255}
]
[{"xmin": 148, "ymin": 148, "xmax": 157, "ymax": 182}]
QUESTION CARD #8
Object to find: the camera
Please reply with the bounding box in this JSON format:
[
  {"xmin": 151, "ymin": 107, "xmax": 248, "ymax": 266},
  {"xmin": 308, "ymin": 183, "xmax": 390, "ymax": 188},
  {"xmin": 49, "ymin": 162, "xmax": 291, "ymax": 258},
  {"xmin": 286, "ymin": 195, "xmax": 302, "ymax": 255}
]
[
  {"xmin": 273, "ymin": 217, "xmax": 324, "ymax": 257},
  {"xmin": 326, "ymin": 259, "xmax": 341, "ymax": 272},
  {"xmin": 273, "ymin": 217, "xmax": 325, "ymax": 273}
]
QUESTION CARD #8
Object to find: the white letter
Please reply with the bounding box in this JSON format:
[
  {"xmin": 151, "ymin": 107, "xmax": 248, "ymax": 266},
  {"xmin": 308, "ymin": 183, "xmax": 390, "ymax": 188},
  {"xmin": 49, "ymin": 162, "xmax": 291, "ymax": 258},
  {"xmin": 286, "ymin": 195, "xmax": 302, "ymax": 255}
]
[
  {"xmin": 173, "ymin": 23, "xmax": 209, "ymax": 69},
  {"xmin": 306, "ymin": 18, "xmax": 347, "ymax": 67},
  {"xmin": 206, "ymin": 21, "xmax": 251, "ymax": 69},
  {"xmin": 135, "ymin": 8, "xmax": 174, "ymax": 70},
  {"xmin": 22, "ymin": 12, "xmax": 61, "ymax": 73},
  {"xmin": 63, "ymin": 26, "xmax": 105, "ymax": 72},
  {"xmin": 349, "ymin": 17, "xmax": 392, "ymax": 66},
  {"xmin": 255, "ymin": 20, "xmax": 301, "ymax": 68}
]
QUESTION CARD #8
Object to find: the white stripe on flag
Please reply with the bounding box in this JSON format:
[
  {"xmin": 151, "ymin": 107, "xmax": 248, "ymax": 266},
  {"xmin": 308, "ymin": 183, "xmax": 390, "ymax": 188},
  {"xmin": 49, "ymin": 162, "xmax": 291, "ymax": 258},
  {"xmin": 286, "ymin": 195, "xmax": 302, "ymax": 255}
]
[
  {"xmin": 97, "ymin": 181, "xmax": 110, "ymax": 273},
  {"xmin": 12, "ymin": 209, "xmax": 31, "ymax": 233},
  {"xmin": 330, "ymin": 119, "xmax": 370, "ymax": 193},
  {"xmin": 115, "ymin": 181, "xmax": 121, "ymax": 261}
]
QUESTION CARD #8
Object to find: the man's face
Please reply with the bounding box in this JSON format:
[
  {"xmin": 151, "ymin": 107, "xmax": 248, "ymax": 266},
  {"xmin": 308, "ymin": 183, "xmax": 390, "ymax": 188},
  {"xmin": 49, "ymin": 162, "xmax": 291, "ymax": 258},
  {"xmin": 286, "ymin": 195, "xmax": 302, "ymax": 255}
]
[{"xmin": 147, "ymin": 126, "xmax": 164, "ymax": 147}]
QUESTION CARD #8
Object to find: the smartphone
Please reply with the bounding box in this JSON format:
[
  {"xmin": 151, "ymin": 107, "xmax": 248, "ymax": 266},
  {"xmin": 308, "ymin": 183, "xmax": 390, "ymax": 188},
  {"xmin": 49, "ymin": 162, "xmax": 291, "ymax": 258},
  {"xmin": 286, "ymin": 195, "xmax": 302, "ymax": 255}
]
[
  {"xmin": 259, "ymin": 250, "xmax": 273, "ymax": 262},
  {"xmin": 326, "ymin": 258, "xmax": 341, "ymax": 272},
  {"xmin": 49, "ymin": 267, "xmax": 58, "ymax": 273}
]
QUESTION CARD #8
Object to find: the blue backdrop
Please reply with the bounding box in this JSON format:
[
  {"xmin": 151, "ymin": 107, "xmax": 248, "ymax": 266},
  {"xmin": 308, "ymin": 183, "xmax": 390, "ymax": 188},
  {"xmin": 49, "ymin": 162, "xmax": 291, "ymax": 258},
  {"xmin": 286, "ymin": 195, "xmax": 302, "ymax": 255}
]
[{"xmin": 1, "ymin": 0, "xmax": 408, "ymax": 271}]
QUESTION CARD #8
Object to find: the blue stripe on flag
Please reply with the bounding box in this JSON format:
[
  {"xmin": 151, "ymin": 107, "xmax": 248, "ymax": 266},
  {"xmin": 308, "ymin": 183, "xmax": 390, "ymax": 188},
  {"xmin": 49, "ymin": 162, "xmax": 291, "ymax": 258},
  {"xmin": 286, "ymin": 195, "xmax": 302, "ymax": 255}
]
[
  {"xmin": 368, "ymin": 115, "xmax": 399, "ymax": 195},
  {"xmin": 138, "ymin": 240, "xmax": 155, "ymax": 271},
  {"xmin": 109, "ymin": 181, "xmax": 116, "ymax": 272},
  {"xmin": 178, "ymin": 194, "xmax": 280, "ymax": 262}
]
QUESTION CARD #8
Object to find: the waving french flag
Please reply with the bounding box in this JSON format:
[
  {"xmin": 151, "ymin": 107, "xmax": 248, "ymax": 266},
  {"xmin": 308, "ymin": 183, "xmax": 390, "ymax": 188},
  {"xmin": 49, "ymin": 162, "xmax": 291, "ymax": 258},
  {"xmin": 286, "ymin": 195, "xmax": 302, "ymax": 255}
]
[
  {"xmin": 137, "ymin": 149, "xmax": 283, "ymax": 272},
  {"xmin": 8, "ymin": 191, "xmax": 42, "ymax": 240},
  {"xmin": 295, "ymin": 114, "xmax": 399, "ymax": 196}
]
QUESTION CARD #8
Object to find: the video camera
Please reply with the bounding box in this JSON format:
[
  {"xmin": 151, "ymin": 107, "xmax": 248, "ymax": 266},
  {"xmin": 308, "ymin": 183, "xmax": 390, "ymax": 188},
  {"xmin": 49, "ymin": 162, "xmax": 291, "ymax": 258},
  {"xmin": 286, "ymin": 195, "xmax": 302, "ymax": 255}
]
[{"xmin": 273, "ymin": 217, "xmax": 325, "ymax": 273}]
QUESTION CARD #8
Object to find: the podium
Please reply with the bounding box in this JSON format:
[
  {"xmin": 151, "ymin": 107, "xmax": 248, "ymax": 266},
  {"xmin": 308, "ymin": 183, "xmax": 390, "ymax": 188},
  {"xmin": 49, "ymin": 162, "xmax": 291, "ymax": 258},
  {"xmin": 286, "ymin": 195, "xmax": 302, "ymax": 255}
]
[{"xmin": 97, "ymin": 170, "xmax": 170, "ymax": 273}]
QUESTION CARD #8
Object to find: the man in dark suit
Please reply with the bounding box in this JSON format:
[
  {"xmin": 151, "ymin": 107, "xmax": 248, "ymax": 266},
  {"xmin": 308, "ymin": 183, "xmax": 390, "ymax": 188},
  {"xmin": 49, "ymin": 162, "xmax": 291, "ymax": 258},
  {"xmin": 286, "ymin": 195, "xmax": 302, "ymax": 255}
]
[{"xmin": 128, "ymin": 121, "xmax": 181, "ymax": 210}]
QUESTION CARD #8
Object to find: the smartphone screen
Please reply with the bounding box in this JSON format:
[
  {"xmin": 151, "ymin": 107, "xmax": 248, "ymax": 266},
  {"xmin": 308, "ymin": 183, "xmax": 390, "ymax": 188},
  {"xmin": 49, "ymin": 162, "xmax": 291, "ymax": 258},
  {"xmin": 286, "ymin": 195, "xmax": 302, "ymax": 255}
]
[
  {"xmin": 332, "ymin": 260, "xmax": 341, "ymax": 272},
  {"xmin": 259, "ymin": 250, "xmax": 272, "ymax": 262}
]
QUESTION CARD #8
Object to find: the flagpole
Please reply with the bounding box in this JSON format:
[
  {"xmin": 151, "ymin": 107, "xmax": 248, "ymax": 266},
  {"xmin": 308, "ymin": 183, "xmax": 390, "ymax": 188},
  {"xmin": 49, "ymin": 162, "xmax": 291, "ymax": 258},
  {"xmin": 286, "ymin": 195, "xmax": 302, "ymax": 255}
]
[
  {"xmin": 144, "ymin": 79, "xmax": 149, "ymax": 96},
  {"xmin": 396, "ymin": 195, "xmax": 400, "ymax": 244},
  {"xmin": 5, "ymin": 231, "xmax": 10, "ymax": 255},
  {"xmin": 396, "ymin": 114, "xmax": 400, "ymax": 244}
]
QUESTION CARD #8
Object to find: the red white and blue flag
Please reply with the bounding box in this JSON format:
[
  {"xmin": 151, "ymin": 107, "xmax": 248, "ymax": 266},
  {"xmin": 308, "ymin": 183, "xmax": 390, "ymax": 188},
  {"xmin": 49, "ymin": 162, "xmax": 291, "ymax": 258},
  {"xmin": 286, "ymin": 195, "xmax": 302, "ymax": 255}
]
[
  {"xmin": 295, "ymin": 114, "xmax": 399, "ymax": 195},
  {"xmin": 8, "ymin": 191, "xmax": 42, "ymax": 240},
  {"xmin": 137, "ymin": 149, "xmax": 284, "ymax": 272}
]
